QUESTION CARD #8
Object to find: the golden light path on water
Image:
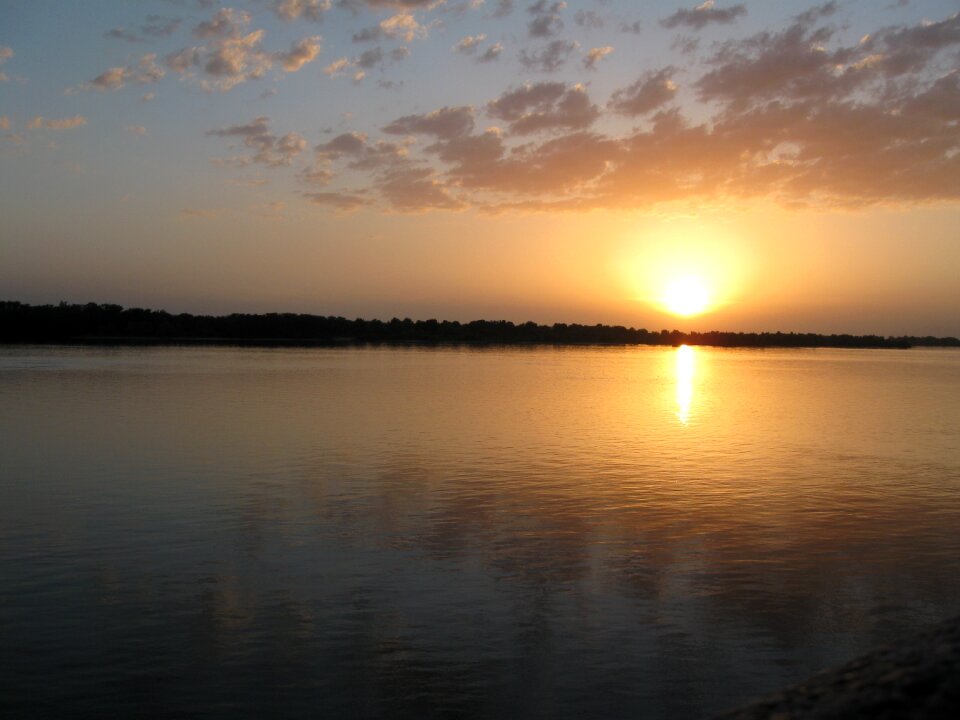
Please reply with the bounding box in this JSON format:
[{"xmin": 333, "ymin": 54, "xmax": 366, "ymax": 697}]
[{"xmin": 676, "ymin": 344, "xmax": 696, "ymax": 425}]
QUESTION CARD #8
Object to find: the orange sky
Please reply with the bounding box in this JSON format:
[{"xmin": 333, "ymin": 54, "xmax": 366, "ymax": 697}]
[{"xmin": 1, "ymin": 1, "xmax": 959, "ymax": 335}]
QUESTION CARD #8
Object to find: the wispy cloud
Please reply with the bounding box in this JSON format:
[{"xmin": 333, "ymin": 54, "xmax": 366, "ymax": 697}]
[
  {"xmin": 27, "ymin": 115, "xmax": 88, "ymax": 130},
  {"xmin": 661, "ymin": 1, "xmax": 747, "ymax": 31}
]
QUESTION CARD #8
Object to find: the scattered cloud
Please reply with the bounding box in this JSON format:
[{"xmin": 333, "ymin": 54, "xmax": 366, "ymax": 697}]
[
  {"xmin": 794, "ymin": 2, "xmax": 838, "ymax": 25},
  {"xmin": 303, "ymin": 190, "xmax": 369, "ymax": 211},
  {"xmin": 583, "ymin": 46, "xmax": 613, "ymax": 71},
  {"xmin": 273, "ymin": 0, "xmax": 331, "ymax": 22},
  {"xmin": 527, "ymin": 0, "xmax": 566, "ymax": 38},
  {"xmin": 89, "ymin": 53, "xmax": 165, "ymax": 91},
  {"xmin": 180, "ymin": 6, "xmax": 960, "ymax": 212},
  {"xmin": 159, "ymin": 6, "xmax": 311, "ymax": 90},
  {"xmin": 355, "ymin": 46, "xmax": 383, "ymax": 69},
  {"xmin": 377, "ymin": 164, "xmax": 465, "ymax": 211},
  {"xmin": 380, "ymin": 13, "xmax": 428, "ymax": 42},
  {"xmin": 609, "ymin": 68, "xmax": 678, "ymax": 116},
  {"xmin": 661, "ymin": 1, "xmax": 747, "ymax": 31},
  {"xmin": 125, "ymin": 125, "xmax": 148, "ymax": 136},
  {"xmin": 487, "ymin": 82, "xmax": 599, "ymax": 134},
  {"xmin": 491, "ymin": 0, "xmax": 513, "ymax": 19},
  {"xmin": 275, "ymin": 36, "xmax": 322, "ymax": 71},
  {"xmin": 518, "ymin": 39, "xmax": 578, "ymax": 72},
  {"xmin": 193, "ymin": 8, "xmax": 250, "ymax": 39},
  {"xmin": 454, "ymin": 34, "xmax": 486, "ymax": 54},
  {"xmin": 478, "ymin": 42, "xmax": 503, "ymax": 62},
  {"xmin": 575, "ymin": 10, "xmax": 604, "ymax": 30},
  {"xmin": 208, "ymin": 116, "xmax": 307, "ymax": 166},
  {"xmin": 27, "ymin": 115, "xmax": 88, "ymax": 130},
  {"xmin": 106, "ymin": 16, "xmax": 182, "ymax": 43},
  {"xmin": 383, "ymin": 106, "xmax": 475, "ymax": 139},
  {"xmin": 324, "ymin": 57, "xmax": 352, "ymax": 75}
]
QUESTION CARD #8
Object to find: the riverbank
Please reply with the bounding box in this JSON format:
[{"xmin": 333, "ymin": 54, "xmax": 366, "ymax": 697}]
[{"xmin": 4, "ymin": 301, "xmax": 958, "ymax": 349}]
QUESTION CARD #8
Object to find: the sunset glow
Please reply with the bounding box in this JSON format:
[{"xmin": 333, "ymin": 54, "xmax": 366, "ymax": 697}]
[
  {"xmin": 1, "ymin": 1, "xmax": 959, "ymax": 336},
  {"xmin": 663, "ymin": 276, "xmax": 711, "ymax": 317}
]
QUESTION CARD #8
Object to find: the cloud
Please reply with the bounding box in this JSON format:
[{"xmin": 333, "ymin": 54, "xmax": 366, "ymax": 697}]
[
  {"xmin": 27, "ymin": 115, "xmax": 88, "ymax": 130},
  {"xmin": 105, "ymin": 16, "xmax": 182, "ymax": 43},
  {"xmin": 315, "ymin": 131, "xmax": 368, "ymax": 158},
  {"xmin": 298, "ymin": 165, "xmax": 334, "ymax": 185},
  {"xmin": 202, "ymin": 31, "xmax": 272, "ymax": 88},
  {"xmin": 609, "ymin": 68, "xmax": 678, "ymax": 116},
  {"xmin": 355, "ymin": 46, "xmax": 383, "ymax": 68},
  {"xmin": 352, "ymin": 26, "xmax": 382, "ymax": 43},
  {"xmin": 430, "ymin": 128, "xmax": 618, "ymax": 199},
  {"xmin": 864, "ymin": 12, "xmax": 960, "ymax": 77},
  {"xmin": 352, "ymin": 11, "xmax": 428, "ymax": 43},
  {"xmin": 324, "ymin": 57, "xmax": 352, "ymax": 75},
  {"xmin": 125, "ymin": 125, "xmax": 148, "ymax": 136},
  {"xmin": 527, "ymin": 0, "xmax": 566, "ymax": 38},
  {"xmin": 89, "ymin": 53, "xmax": 165, "ymax": 90},
  {"xmin": 478, "ymin": 42, "xmax": 503, "ymax": 62},
  {"xmin": 671, "ymin": 34, "xmax": 700, "ymax": 54},
  {"xmin": 0, "ymin": 116, "xmax": 10, "ymax": 130},
  {"xmin": 491, "ymin": 0, "xmax": 513, "ymax": 19},
  {"xmin": 189, "ymin": 7, "xmax": 960, "ymax": 214},
  {"xmin": 487, "ymin": 82, "xmax": 599, "ymax": 134},
  {"xmin": 695, "ymin": 22, "xmax": 859, "ymax": 107},
  {"xmin": 380, "ymin": 13, "xmax": 427, "ymax": 42},
  {"xmin": 661, "ymin": 1, "xmax": 747, "ymax": 31},
  {"xmin": 793, "ymin": 1, "xmax": 838, "ymax": 25},
  {"xmin": 208, "ymin": 116, "xmax": 307, "ymax": 166},
  {"xmin": 454, "ymin": 34, "xmax": 486, "ymax": 54},
  {"xmin": 583, "ymin": 46, "xmax": 613, "ymax": 70},
  {"xmin": 143, "ymin": 15, "xmax": 183, "ymax": 37},
  {"xmin": 518, "ymin": 39, "xmax": 577, "ymax": 72},
  {"xmin": 105, "ymin": 28, "xmax": 142, "ymax": 43},
  {"xmin": 165, "ymin": 47, "xmax": 202, "ymax": 73},
  {"xmin": 348, "ymin": 0, "xmax": 439, "ymax": 7},
  {"xmin": 273, "ymin": 0, "xmax": 331, "ymax": 21},
  {"xmin": 575, "ymin": 10, "xmax": 603, "ymax": 30},
  {"xmin": 383, "ymin": 106, "xmax": 475, "ymax": 139},
  {"xmin": 303, "ymin": 190, "xmax": 369, "ymax": 211},
  {"xmin": 275, "ymin": 36, "xmax": 322, "ymax": 71},
  {"xmin": 193, "ymin": 8, "xmax": 250, "ymax": 38},
  {"xmin": 377, "ymin": 164, "xmax": 465, "ymax": 211},
  {"xmin": 155, "ymin": 6, "xmax": 285, "ymax": 89}
]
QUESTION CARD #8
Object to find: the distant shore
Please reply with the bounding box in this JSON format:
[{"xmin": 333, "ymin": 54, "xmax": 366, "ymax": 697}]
[{"xmin": 3, "ymin": 301, "xmax": 958, "ymax": 350}]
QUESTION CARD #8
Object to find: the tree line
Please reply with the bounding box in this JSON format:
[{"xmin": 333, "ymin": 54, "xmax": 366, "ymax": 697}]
[{"xmin": 2, "ymin": 301, "xmax": 958, "ymax": 349}]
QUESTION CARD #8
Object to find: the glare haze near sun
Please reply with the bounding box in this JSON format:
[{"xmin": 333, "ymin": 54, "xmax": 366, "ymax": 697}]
[{"xmin": 1, "ymin": 1, "xmax": 959, "ymax": 336}]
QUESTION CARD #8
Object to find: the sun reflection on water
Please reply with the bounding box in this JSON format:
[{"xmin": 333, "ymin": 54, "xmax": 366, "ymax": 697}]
[{"xmin": 675, "ymin": 344, "xmax": 696, "ymax": 424}]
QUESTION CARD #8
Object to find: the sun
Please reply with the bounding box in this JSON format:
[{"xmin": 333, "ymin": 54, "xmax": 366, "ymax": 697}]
[{"xmin": 662, "ymin": 275, "xmax": 711, "ymax": 317}]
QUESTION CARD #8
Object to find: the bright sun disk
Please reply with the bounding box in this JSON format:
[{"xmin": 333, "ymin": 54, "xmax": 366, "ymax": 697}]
[{"xmin": 663, "ymin": 275, "xmax": 710, "ymax": 317}]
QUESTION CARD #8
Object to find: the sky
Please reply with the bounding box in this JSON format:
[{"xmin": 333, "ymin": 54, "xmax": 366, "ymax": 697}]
[{"xmin": 1, "ymin": 0, "xmax": 959, "ymax": 335}]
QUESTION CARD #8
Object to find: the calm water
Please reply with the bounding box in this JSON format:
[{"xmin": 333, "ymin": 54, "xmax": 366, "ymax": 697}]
[{"xmin": 2, "ymin": 345, "xmax": 959, "ymax": 719}]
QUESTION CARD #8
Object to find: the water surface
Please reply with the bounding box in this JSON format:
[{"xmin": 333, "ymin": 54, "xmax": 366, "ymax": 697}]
[{"xmin": 2, "ymin": 345, "xmax": 959, "ymax": 718}]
